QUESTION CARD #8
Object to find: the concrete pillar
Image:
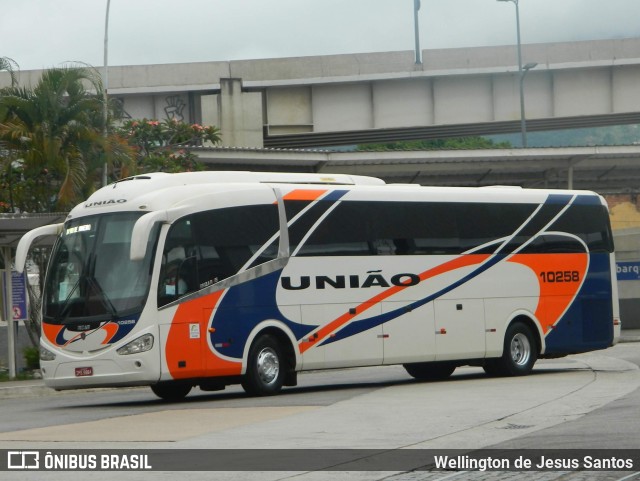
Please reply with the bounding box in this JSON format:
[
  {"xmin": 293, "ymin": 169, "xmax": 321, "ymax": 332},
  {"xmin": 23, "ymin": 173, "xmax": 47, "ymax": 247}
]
[
  {"xmin": 568, "ymin": 165, "xmax": 574, "ymax": 190},
  {"xmin": 202, "ymin": 79, "xmax": 264, "ymax": 148}
]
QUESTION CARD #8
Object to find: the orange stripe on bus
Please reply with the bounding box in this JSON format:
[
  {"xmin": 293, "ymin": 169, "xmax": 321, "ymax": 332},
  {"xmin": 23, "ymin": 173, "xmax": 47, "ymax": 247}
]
[
  {"xmin": 166, "ymin": 290, "xmax": 242, "ymax": 379},
  {"xmin": 42, "ymin": 323, "xmax": 65, "ymax": 346},
  {"xmin": 508, "ymin": 253, "xmax": 588, "ymax": 334},
  {"xmin": 100, "ymin": 323, "xmax": 120, "ymax": 345},
  {"xmin": 298, "ymin": 254, "xmax": 490, "ymax": 353},
  {"xmin": 282, "ymin": 189, "xmax": 327, "ymax": 201}
]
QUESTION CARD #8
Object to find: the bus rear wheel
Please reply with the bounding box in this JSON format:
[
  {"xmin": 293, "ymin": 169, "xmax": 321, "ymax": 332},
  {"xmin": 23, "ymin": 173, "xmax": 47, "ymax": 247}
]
[
  {"xmin": 484, "ymin": 321, "xmax": 537, "ymax": 377},
  {"xmin": 403, "ymin": 362, "xmax": 456, "ymax": 381},
  {"xmin": 151, "ymin": 382, "xmax": 192, "ymax": 401},
  {"xmin": 242, "ymin": 335, "xmax": 285, "ymax": 396}
]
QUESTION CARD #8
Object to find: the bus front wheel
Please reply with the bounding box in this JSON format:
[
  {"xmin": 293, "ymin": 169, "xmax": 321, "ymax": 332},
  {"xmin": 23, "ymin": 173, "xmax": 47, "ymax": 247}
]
[
  {"xmin": 151, "ymin": 382, "xmax": 192, "ymax": 401},
  {"xmin": 242, "ymin": 335, "xmax": 285, "ymax": 396},
  {"xmin": 484, "ymin": 321, "xmax": 537, "ymax": 377}
]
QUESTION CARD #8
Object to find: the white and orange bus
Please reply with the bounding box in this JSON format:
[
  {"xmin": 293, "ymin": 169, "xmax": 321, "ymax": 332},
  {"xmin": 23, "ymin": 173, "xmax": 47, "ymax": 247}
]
[{"xmin": 16, "ymin": 171, "xmax": 620, "ymax": 400}]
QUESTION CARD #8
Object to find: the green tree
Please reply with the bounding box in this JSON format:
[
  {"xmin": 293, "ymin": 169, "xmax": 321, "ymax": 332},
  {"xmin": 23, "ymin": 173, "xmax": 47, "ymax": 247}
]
[
  {"xmin": 0, "ymin": 66, "xmax": 132, "ymax": 211},
  {"xmin": 116, "ymin": 118, "xmax": 220, "ymax": 173},
  {"xmin": 0, "ymin": 56, "xmax": 18, "ymax": 86}
]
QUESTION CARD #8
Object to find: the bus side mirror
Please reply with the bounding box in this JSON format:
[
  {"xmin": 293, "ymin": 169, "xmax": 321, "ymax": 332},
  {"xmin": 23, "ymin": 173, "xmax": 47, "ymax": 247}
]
[
  {"xmin": 130, "ymin": 211, "xmax": 168, "ymax": 261},
  {"xmin": 15, "ymin": 223, "xmax": 63, "ymax": 273},
  {"xmin": 130, "ymin": 206, "xmax": 194, "ymax": 261}
]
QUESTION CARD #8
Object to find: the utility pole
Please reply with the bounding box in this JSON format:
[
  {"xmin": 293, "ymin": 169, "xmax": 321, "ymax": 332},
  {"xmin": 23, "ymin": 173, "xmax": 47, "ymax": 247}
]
[
  {"xmin": 413, "ymin": 0, "xmax": 422, "ymax": 64},
  {"xmin": 102, "ymin": 0, "xmax": 111, "ymax": 186},
  {"xmin": 497, "ymin": 0, "xmax": 536, "ymax": 147}
]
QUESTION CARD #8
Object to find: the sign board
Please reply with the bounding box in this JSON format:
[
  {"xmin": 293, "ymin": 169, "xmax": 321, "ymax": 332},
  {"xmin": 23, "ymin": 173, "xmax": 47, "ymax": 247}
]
[
  {"xmin": 2, "ymin": 270, "xmax": 28, "ymax": 321},
  {"xmin": 616, "ymin": 261, "xmax": 640, "ymax": 281}
]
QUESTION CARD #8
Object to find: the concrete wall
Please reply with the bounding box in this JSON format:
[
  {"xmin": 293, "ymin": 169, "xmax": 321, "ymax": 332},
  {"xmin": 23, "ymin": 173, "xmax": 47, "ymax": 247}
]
[
  {"xmin": 266, "ymin": 87, "xmax": 313, "ymax": 134},
  {"xmin": 613, "ymin": 65, "xmax": 640, "ymax": 112},
  {"xmin": 372, "ymin": 79, "xmax": 433, "ymax": 128}
]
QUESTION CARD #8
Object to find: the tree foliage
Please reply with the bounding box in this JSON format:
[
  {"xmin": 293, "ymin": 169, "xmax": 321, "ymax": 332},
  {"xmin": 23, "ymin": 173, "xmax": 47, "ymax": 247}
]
[
  {"xmin": 0, "ymin": 66, "xmax": 222, "ymax": 213},
  {"xmin": 0, "ymin": 56, "xmax": 18, "ymax": 87},
  {"xmin": 116, "ymin": 118, "xmax": 220, "ymax": 173},
  {"xmin": 0, "ymin": 66, "xmax": 133, "ymax": 211}
]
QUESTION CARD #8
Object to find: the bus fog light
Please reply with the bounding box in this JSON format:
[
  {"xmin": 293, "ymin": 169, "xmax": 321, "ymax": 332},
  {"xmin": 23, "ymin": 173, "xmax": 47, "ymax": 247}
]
[
  {"xmin": 40, "ymin": 346, "xmax": 56, "ymax": 361},
  {"xmin": 117, "ymin": 334, "xmax": 154, "ymax": 355}
]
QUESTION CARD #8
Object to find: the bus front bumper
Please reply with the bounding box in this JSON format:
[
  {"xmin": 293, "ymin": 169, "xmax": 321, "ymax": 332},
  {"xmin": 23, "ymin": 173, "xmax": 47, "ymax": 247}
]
[{"xmin": 41, "ymin": 350, "xmax": 160, "ymax": 391}]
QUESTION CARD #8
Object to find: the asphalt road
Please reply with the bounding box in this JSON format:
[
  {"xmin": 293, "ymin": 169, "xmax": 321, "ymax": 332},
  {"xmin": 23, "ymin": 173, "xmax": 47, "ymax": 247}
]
[{"xmin": 0, "ymin": 342, "xmax": 639, "ymax": 481}]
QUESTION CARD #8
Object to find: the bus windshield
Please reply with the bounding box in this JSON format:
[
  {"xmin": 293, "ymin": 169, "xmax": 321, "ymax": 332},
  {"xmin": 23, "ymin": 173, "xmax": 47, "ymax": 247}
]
[{"xmin": 43, "ymin": 212, "xmax": 158, "ymax": 324}]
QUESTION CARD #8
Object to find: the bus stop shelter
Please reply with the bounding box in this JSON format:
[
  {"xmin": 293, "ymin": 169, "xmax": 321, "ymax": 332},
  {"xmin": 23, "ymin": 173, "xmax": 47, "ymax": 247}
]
[{"xmin": 0, "ymin": 212, "xmax": 66, "ymax": 378}]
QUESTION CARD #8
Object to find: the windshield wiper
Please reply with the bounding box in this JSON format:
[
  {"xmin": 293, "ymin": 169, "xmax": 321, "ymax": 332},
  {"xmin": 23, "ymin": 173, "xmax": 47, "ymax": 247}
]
[
  {"xmin": 54, "ymin": 275, "xmax": 119, "ymax": 325},
  {"xmin": 55, "ymin": 279, "xmax": 81, "ymax": 324},
  {"xmin": 85, "ymin": 276, "xmax": 119, "ymax": 320}
]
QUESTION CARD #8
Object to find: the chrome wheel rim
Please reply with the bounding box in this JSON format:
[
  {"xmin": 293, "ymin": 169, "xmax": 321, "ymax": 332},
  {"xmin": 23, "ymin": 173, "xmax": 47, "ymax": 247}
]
[
  {"xmin": 256, "ymin": 347, "xmax": 279, "ymax": 385},
  {"xmin": 510, "ymin": 333, "xmax": 531, "ymax": 367}
]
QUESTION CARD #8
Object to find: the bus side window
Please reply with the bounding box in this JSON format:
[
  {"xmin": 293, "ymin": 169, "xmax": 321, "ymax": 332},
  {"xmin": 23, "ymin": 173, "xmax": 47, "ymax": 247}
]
[
  {"xmin": 195, "ymin": 245, "xmax": 223, "ymax": 287},
  {"xmin": 550, "ymin": 204, "xmax": 614, "ymax": 253},
  {"xmin": 159, "ymin": 218, "xmax": 198, "ymax": 306},
  {"xmin": 190, "ymin": 204, "xmax": 280, "ymax": 284}
]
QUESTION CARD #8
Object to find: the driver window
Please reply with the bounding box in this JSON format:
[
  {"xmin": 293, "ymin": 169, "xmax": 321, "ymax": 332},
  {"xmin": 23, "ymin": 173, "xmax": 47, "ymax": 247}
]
[
  {"xmin": 158, "ymin": 218, "xmax": 197, "ymax": 306},
  {"xmin": 157, "ymin": 205, "xmax": 280, "ymax": 308}
]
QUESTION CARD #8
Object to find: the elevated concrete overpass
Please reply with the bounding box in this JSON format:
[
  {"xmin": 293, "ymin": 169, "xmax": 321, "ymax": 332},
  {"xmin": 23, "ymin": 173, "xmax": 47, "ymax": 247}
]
[
  {"xmin": 4, "ymin": 38, "xmax": 640, "ymax": 149},
  {"xmin": 3, "ymin": 38, "xmax": 640, "ymax": 198}
]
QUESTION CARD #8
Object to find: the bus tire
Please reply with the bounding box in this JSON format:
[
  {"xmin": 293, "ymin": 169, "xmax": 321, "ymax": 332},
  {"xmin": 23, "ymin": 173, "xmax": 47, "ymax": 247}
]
[
  {"xmin": 403, "ymin": 362, "xmax": 456, "ymax": 381},
  {"xmin": 484, "ymin": 321, "xmax": 537, "ymax": 377},
  {"xmin": 242, "ymin": 334, "xmax": 284, "ymax": 396},
  {"xmin": 150, "ymin": 382, "xmax": 192, "ymax": 401}
]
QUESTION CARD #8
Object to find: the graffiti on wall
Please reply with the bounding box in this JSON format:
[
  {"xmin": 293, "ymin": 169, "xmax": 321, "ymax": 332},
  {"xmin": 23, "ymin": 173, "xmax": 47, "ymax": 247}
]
[
  {"xmin": 165, "ymin": 95, "xmax": 186, "ymax": 121},
  {"xmin": 113, "ymin": 95, "xmax": 188, "ymax": 122},
  {"xmin": 113, "ymin": 97, "xmax": 132, "ymax": 120}
]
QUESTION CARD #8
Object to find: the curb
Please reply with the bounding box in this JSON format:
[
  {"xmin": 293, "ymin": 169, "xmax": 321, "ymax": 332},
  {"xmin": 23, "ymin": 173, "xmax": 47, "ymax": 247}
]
[
  {"xmin": 0, "ymin": 381, "xmax": 50, "ymax": 399},
  {"xmin": 620, "ymin": 335, "xmax": 640, "ymax": 343}
]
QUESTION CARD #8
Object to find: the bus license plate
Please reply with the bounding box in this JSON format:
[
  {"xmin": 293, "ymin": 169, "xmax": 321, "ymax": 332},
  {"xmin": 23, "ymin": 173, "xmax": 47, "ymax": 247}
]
[{"xmin": 75, "ymin": 367, "xmax": 93, "ymax": 377}]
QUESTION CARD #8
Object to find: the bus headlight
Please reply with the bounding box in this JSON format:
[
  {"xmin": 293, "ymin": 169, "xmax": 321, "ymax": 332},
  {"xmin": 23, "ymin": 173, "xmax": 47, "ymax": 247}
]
[
  {"xmin": 117, "ymin": 334, "xmax": 154, "ymax": 355},
  {"xmin": 40, "ymin": 346, "xmax": 56, "ymax": 361}
]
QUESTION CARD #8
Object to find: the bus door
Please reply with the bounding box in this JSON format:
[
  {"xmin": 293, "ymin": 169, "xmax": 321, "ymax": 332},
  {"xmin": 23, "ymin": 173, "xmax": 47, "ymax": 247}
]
[
  {"xmin": 301, "ymin": 302, "xmax": 383, "ymax": 370},
  {"xmin": 382, "ymin": 302, "xmax": 436, "ymax": 364},
  {"xmin": 160, "ymin": 306, "xmax": 209, "ymax": 380},
  {"xmin": 434, "ymin": 298, "xmax": 486, "ymax": 360}
]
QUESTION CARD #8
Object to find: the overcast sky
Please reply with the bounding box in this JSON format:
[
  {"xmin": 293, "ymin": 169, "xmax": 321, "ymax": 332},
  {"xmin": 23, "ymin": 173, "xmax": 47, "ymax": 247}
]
[{"xmin": 2, "ymin": 0, "xmax": 640, "ymax": 71}]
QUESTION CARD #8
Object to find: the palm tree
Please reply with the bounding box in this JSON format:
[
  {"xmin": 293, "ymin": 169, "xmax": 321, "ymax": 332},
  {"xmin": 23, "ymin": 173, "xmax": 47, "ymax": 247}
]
[
  {"xmin": 0, "ymin": 66, "xmax": 132, "ymax": 210},
  {"xmin": 0, "ymin": 57, "xmax": 18, "ymax": 87}
]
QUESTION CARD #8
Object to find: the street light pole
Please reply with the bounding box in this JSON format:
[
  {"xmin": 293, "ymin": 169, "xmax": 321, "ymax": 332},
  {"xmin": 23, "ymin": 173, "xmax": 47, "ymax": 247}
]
[
  {"xmin": 413, "ymin": 0, "xmax": 422, "ymax": 64},
  {"xmin": 102, "ymin": 0, "xmax": 111, "ymax": 187},
  {"xmin": 520, "ymin": 61, "xmax": 537, "ymax": 147},
  {"xmin": 497, "ymin": 0, "xmax": 534, "ymax": 148}
]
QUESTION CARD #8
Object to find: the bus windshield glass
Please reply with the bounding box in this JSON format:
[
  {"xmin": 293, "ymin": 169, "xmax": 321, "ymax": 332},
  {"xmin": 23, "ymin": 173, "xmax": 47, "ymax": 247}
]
[{"xmin": 43, "ymin": 212, "xmax": 158, "ymax": 324}]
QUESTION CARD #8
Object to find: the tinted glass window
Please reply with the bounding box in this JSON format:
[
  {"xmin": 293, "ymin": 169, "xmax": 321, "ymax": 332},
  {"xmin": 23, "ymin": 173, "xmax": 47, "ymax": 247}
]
[
  {"xmin": 549, "ymin": 204, "xmax": 613, "ymax": 253},
  {"xmin": 519, "ymin": 234, "xmax": 587, "ymax": 254},
  {"xmin": 44, "ymin": 212, "xmax": 157, "ymax": 323},
  {"xmin": 291, "ymin": 201, "xmax": 536, "ymax": 257},
  {"xmin": 286, "ymin": 200, "xmax": 339, "ymax": 253},
  {"xmin": 158, "ymin": 204, "xmax": 280, "ymax": 306}
]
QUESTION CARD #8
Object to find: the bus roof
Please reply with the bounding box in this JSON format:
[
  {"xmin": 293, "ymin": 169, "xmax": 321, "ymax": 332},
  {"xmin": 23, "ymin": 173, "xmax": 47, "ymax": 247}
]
[{"xmin": 67, "ymin": 171, "xmax": 604, "ymax": 220}]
